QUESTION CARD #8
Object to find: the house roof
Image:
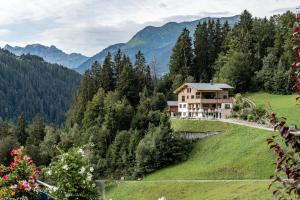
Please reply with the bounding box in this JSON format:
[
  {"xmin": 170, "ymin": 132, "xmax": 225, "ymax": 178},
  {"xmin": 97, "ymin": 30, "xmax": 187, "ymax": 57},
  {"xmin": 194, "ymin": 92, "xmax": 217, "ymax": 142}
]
[
  {"xmin": 167, "ymin": 101, "xmax": 178, "ymax": 106},
  {"xmin": 174, "ymin": 83, "xmax": 233, "ymax": 94}
]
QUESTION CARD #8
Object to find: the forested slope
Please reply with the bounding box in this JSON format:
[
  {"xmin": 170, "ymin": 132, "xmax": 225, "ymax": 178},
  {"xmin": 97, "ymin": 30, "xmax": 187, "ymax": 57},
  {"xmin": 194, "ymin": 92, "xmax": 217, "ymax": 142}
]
[{"xmin": 0, "ymin": 49, "xmax": 80, "ymax": 123}]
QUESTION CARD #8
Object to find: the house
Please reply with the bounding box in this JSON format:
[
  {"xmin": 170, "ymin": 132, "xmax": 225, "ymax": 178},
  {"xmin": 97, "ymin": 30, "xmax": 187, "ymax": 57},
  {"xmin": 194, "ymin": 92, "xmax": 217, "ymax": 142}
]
[
  {"xmin": 169, "ymin": 81, "xmax": 234, "ymax": 119},
  {"xmin": 167, "ymin": 101, "xmax": 178, "ymax": 117}
]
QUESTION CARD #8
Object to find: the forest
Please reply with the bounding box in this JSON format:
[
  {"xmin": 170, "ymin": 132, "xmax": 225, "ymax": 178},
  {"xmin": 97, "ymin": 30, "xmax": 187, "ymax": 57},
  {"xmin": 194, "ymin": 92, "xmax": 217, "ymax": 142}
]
[{"xmin": 0, "ymin": 49, "xmax": 80, "ymax": 123}]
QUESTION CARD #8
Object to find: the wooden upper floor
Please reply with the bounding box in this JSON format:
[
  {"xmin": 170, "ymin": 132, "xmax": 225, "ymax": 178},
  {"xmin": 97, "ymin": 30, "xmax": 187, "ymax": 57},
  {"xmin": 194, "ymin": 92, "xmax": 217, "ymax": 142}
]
[{"xmin": 174, "ymin": 82, "xmax": 233, "ymax": 104}]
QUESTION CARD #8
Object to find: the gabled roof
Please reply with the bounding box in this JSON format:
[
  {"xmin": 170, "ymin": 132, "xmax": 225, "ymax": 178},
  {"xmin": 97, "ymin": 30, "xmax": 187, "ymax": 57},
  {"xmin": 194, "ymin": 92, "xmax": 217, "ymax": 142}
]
[{"xmin": 174, "ymin": 83, "xmax": 233, "ymax": 94}]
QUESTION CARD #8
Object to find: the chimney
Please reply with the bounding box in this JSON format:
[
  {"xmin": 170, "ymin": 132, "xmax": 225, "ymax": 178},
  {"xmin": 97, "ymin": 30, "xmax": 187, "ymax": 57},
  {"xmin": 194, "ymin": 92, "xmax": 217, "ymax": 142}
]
[{"xmin": 210, "ymin": 80, "xmax": 213, "ymax": 85}]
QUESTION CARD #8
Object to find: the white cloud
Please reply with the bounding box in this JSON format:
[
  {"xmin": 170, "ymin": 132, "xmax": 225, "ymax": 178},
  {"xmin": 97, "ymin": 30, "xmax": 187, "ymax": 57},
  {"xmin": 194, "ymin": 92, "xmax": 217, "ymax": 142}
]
[{"xmin": 0, "ymin": 0, "xmax": 298, "ymax": 56}]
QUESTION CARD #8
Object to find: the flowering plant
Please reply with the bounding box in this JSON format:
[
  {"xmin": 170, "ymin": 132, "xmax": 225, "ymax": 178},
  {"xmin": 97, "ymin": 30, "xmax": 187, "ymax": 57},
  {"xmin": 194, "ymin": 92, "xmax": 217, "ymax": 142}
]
[
  {"xmin": 0, "ymin": 147, "xmax": 40, "ymax": 199},
  {"xmin": 45, "ymin": 147, "xmax": 98, "ymax": 200}
]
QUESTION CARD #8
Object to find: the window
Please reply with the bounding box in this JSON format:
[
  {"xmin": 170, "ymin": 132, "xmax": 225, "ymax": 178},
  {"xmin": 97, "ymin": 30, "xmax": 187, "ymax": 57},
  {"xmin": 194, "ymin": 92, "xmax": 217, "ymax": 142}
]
[
  {"xmin": 187, "ymin": 88, "xmax": 192, "ymax": 93},
  {"xmin": 187, "ymin": 95, "xmax": 189, "ymax": 99},
  {"xmin": 191, "ymin": 95, "xmax": 194, "ymax": 99},
  {"xmin": 182, "ymin": 96, "xmax": 185, "ymax": 102},
  {"xmin": 223, "ymin": 95, "xmax": 228, "ymax": 99},
  {"xmin": 183, "ymin": 104, "xmax": 186, "ymax": 108},
  {"xmin": 196, "ymin": 92, "xmax": 201, "ymax": 99},
  {"xmin": 225, "ymin": 104, "xmax": 231, "ymax": 109},
  {"xmin": 182, "ymin": 112, "xmax": 186, "ymax": 116},
  {"xmin": 179, "ymin": 104, "xmax": 182, "ymax": 108}
]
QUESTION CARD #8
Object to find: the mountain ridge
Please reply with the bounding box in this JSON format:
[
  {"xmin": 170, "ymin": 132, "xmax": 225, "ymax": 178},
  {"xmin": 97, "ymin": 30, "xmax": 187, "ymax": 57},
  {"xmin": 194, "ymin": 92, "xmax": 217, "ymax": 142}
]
[
  {"xmin": 76, "ymin": 15, "xmax": 240, "ymax": 74},
  {"xmin": 4, "ymin": 44, "xmax": 89, "ymax": 69}
]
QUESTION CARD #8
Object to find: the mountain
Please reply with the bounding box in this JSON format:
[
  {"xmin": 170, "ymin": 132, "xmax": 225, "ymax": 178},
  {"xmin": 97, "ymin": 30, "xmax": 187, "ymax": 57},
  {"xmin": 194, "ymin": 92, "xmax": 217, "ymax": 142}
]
[
  {"xmin": 76, "ymin": 15, "xmax": 240, "ymax": 74},
  {"xmin": 0, "ymin": 48, "xmax": 81, "ymax": 123},
  {"xmin": 4, "ymin": 44, "xmax": 89, "ymax": 69}
]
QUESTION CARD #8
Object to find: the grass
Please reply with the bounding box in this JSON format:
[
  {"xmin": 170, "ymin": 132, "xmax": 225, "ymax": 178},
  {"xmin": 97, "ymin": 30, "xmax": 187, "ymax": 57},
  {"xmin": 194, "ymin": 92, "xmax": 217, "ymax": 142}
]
[
  {"xmin": 146, "ymin": 122, "xmax": 275, "ymax": 180},
  {"xmin": 106, "ymin": 103, "xmax": 281, "ymax": 199},
  {"xmin": 171, "ymin": 118, "xmax": 230, "ymax": 132},
  {"xmin": 105, "ymin": 181, "xmax": 273, "ymax": 200},
  {"xmin": 247, "ymin": 92, "xmax": 300, "ymax": 125}
]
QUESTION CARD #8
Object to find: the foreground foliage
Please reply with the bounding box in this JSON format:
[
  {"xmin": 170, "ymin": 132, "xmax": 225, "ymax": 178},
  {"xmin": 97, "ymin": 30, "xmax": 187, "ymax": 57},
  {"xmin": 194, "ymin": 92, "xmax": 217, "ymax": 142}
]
[
  {"xmin": 0, "ymin": 147, "xmax": 40, "ymax": 199},
  {"xmin": 45, "ymin": 147, "xmax": 98, "ymax": 200}
]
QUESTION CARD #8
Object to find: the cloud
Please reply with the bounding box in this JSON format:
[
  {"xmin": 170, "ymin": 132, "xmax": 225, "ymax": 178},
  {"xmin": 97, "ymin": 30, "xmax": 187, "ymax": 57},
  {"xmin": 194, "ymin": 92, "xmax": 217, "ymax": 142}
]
[
  {"xmin": 159, "ymin": 3, "xmax": 167, "ymax": 8},
  {"xmin": 270, "ymin": 6, "xmax": 297, "ymax": 14},
  {"xmin": 0, "ymin": 0, "xmax": 299, "ymax": 56},
  {"xmin": 0, "ymin": 29, "xmax": 11, "ymax": 37}
]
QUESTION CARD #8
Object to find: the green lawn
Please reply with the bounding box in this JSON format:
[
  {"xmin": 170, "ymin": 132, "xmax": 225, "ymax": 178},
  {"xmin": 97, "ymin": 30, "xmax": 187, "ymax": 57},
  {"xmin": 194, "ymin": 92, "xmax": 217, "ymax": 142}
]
[
  {"xmin": 106, "ymin": 180, "xmax": 273, "ymax": 200},
  {"xmin": 146, "ymin": 122, "xmax": 275, "ymax": 180},
  {"xmin": 171, "ymin": 118, "xmax": 230, "ymax": 132},
  {"xmin": 106, "ymin": 111, "xmax": 279, "ymax": 199},
  {"xmin": 247, "ymin": 92, "xmax": 300, "ymax": 125}
]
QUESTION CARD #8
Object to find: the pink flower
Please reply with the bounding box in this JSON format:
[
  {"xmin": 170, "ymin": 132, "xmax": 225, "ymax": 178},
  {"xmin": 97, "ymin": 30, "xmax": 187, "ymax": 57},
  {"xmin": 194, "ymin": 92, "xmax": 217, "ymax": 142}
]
[
  {"xmin": 2, "ymin": 175, "xmax": 8, "ymax": 181},
  {"xmin": 10, "ymin": 184, "xmax": 18, "ymax": 189}
]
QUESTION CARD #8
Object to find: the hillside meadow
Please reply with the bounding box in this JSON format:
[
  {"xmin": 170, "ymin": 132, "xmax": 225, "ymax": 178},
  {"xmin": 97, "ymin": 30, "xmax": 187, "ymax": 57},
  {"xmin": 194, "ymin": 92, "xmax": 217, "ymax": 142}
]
[
  {"xmin": 106, "ymin": 119, "xmax": 277, "ymax": 199},
  {"xmin": 247, "ymin": 92, "xmax": 300, "ymax": 125}
]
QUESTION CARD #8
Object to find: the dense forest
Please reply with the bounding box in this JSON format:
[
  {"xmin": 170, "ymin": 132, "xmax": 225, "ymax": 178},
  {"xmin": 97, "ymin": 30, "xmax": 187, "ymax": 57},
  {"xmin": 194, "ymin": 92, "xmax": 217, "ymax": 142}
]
[
  {"xmin": 163, "ymin": 10, "xmax": 294, "ymax": 98},
  {"xmin": 0, "ymin": 49, "xmax": 80, "ymax": 123},
  {"xmin": 0, "ymin": 49, "xmax": 191, "ymax": 180}
]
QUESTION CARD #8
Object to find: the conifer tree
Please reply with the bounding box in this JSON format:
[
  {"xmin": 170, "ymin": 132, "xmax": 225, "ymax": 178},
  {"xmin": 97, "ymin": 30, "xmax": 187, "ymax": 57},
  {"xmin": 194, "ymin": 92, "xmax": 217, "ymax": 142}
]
[
  {"xmin": 16, "ymin": 112, "xmax": 27, "ymax": 145},
  {"xmin": 100, "ymin": 53, "xmax": 114, "ymax": 92},
  {"xmin": 169, "ymin": 28, "xmax": 193, "ymax": 80},
  {"xmin": 135, "ymin": 51, "xmax": 153, "ymax": 93},
  {"xmin": 193, "ymin": 22, "xmax": 209, "ymax": 82}
]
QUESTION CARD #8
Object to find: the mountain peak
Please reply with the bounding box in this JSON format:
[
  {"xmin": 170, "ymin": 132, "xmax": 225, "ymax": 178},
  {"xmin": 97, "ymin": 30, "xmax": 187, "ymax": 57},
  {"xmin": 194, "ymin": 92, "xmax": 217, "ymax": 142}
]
[
  {"xmin": 76, "ymin": 15, "xmax": 240, "ymax": 74},
  {"xmin": 4, "ymin": 44, "xmax": 89, "ymax": 69}
]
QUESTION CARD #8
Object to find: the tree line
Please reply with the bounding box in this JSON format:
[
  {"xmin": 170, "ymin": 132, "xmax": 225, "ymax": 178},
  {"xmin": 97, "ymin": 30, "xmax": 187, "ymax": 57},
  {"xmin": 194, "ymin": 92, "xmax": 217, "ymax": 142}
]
[{"xmin": 164, "ymin": 10, "xmax": 294, "ymax": 96}]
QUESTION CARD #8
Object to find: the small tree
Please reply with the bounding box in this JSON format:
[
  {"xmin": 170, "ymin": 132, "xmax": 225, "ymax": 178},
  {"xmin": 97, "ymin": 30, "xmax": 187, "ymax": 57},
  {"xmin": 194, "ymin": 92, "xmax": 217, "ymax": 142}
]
[{"xmin": 46, "ymin": 147, "xmax": 98, "ymax": 200}]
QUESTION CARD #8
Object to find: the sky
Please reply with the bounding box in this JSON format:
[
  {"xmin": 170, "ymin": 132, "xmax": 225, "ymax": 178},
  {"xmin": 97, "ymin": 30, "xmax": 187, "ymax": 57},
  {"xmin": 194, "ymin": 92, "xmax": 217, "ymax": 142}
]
[{"xmin": 0, "ymin": 0, "xmax": 299, "ymax": 56}]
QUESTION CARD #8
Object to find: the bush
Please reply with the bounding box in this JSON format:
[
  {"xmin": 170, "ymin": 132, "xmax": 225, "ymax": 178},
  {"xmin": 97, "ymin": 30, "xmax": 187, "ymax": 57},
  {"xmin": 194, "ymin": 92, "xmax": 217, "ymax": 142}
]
[
  {"xmin": 247, "ymin": 114, "xmax": 255, "ymax": 122},
  {"xmin": 0, "ymin": 147, "xmax": 40, "ymax": 199},
  {"xmin": 135, "ymin": 125, "xmax": 192, "ymax": 176},
  {"xmin": 46, "ymin": 147, "xmax": 98, "ymax": 200},
  {"xmin": 232, "ymin": 104, "xmax": 241, "ymax": 112}
]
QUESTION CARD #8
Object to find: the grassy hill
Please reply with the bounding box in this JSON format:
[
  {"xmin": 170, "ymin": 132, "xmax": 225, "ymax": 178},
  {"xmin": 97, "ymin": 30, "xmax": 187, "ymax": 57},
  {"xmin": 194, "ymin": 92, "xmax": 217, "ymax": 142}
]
[
  {"xmin": 106, "ymin": 119, "xmax": 277, "ymax": 199},
  {"xmin": 247, "ymin": 92, "xmax": 300, "ymax": 125},
  {"xmin": 106, "ymin": 180, "xmax": 273, "ymax": 200},
  {"xmin": 145, "ymin": 121, "xmax": 275, "ymax": 180}
]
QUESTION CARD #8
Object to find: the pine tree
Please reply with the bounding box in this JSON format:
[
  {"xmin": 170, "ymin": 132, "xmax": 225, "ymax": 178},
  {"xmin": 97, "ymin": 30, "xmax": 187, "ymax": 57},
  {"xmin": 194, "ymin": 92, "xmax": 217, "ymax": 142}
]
[
  {"xmin": 113, "ymin": 49, "xmax": 123, "ymax": 87},
  {"xmin": 169, "ymin": 28, "xmax": 193, "ymax": 79},
  {"xmin": 135, "ymin": 51, "xmax": 153, "ymax": 93},
  {"xmin": 193, "ymin": 22, "xmax": 209, "ymax": 82},
  {"xmin": 100, "ymin": 53, "xmax": 114, "ymax": 92},
  {"xmin": 116, "ymin": 57, "xmax": 140, "ymax": 106},
  {"xmin": 16, "ymin": 113, "xmax": 27, "ymax": 145}
]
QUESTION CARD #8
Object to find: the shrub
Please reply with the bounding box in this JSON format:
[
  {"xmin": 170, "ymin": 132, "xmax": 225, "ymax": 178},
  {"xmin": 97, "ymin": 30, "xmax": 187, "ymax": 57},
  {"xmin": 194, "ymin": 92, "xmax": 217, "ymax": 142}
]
[
  {"xmin": 46, "ymin": 147, "xmax": 98, "ymax": 200},
  {"xmin": 232, "ymin": 104, "xmax": 241, "ymax": 112},
  {"xmin": 0, "ymin": 147, "xmax": 40, "ymax": 199},
  {"xmin": 247, "ymin": 114, "xmax": 255, "ymax": 122}
]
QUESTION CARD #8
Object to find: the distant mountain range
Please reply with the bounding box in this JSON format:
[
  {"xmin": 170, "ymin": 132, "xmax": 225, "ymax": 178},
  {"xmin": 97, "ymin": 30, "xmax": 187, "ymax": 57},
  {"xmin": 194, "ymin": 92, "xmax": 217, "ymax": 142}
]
[
  {"xmin": 76, "ymin": 15, "xmax": 240, "ymax": 74},
  {"xmin": 4, "ymin": 44, "xmax": 89, "ymax": 69}
]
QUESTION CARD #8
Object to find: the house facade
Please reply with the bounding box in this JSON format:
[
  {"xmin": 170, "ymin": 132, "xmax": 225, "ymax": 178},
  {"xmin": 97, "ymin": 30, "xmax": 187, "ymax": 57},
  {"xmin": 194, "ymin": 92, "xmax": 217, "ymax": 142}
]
[{"xmin": 170, "ymin": 82, "xmax": 234, "ymax": 119}]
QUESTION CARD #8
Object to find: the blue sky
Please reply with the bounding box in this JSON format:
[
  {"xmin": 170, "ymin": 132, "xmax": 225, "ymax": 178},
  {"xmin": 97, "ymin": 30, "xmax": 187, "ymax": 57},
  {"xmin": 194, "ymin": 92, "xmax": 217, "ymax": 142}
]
[{"xmin": 0, "ymin": 0, "xmax": 298, "ymax": 56}]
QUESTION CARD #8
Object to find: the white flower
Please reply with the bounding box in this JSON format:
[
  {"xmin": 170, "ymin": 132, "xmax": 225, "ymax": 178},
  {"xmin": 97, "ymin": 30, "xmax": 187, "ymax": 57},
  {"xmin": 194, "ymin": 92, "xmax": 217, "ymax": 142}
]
[
  {"xmin": 51, "ymin": 187, "xmax": 58, "ymax": 192},
  {"xmin": 87, "ymin": 172, "xmax": 92, "ymax": 181},
  {"xmin": 46, "ymin": 170, "xmax": 52, "ymax": 176},
  {"xmin": 80, "ymin": 166, "xmax": 86, "ymax": 174},
  {"xmin": 78, "ymin": 148, "xmax": 84, "ymax": 155},
  {"xmin": 62, "ymin": 164, "xmax": 68, "ymax": 170},
  {"xmin": 90, "ymin": 167, "xmax": 94, "ymax": 172}
]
